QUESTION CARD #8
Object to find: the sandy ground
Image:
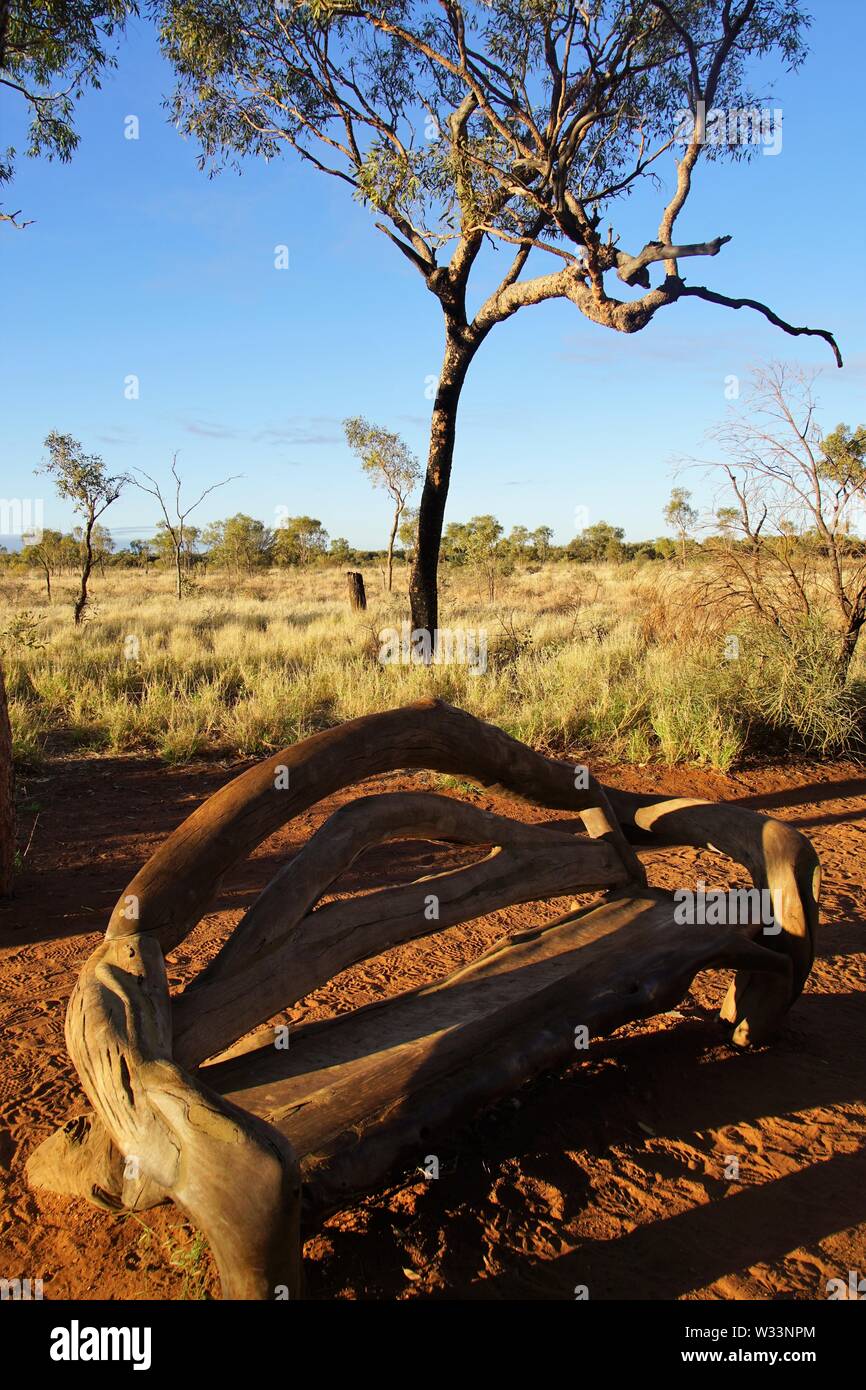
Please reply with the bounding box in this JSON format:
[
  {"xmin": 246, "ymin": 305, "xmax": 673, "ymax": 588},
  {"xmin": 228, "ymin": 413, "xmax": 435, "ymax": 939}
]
[{"xmin": 1, "ymin": 751, "xmax": 864, "ymax": 1301}]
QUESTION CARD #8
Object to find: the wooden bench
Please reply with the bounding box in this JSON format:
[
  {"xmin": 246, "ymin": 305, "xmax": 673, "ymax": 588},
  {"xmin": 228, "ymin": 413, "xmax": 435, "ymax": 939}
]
[{"xmin": 27, "ymin": 700, "xmax": 820, "ymax": 1299}]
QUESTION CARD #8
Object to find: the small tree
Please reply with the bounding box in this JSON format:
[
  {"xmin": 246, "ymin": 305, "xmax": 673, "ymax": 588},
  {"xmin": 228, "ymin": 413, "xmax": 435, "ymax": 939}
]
[
  {"xmin": 274, "ymin": 516, "xmax": 330, "ymax": 568},
  {"xmin": 664, "ymin": 487, "xmax": 698, "ymax": 566},
  {"xmin": 444, "ymin": 514, "xmax": 511, "ymax": 602},
  {"xmin": 654, "ymin": 535, "xmax": 678, "ymax": 562},
  {"xmin": 698, "ymin": 364, "xmax": 866, "ymax": 674},
  {"xmin": 39, "ymin": 433, "xmax": 126, "ymax": 623},
  {"xmin": 21, "ymin": 527, "xmax": 63, "ymax": 600},
  {"xmin": 567, "ymin": 521, "xmax": 625, "ymax": 563},
  {"xmin": 90, "ymin": 522, "xmax": 115, "ymax": 577},
  {"xmin": 203, "ymin": 514, "xmax": 274, "ymax": 574},
  {"xmin": 133, "ymin": 455, "xmax": 239, "ymax": 599},
  {"xmin": 329, "ymin": 537, "xmax": 355, "ymax": 566},
  {"xmin": 532, "ymin": 526, "xmax": 554, "ymax": 565},
  {"xmin": 398, "ymin": 507, "xmax": 420, "ymax": 566},
  {"xmin": 127, "ymin": 538, "xmax": 154, "ymax": 571},
  {"xmin": 508, "ymin": 525, "xmax": 531, "ymax": 561},
  {"xmin": 58, "ymin": 533, "xmax": 80, "ymax": 574},
  {"xmin": 344, "ymin": 418, "xmax": 420, "ymax": 593}
]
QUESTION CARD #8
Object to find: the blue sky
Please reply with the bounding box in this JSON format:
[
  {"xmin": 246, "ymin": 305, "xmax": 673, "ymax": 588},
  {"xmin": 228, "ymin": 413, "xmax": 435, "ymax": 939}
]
[{"xmin": 2, "ymin": 1, "xmax": 865, "ymax": 549}]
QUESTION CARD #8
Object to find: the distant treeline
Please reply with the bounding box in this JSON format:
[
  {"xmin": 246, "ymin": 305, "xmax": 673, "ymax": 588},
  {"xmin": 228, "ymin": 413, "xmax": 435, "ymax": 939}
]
[{"xmin": 5, "ymin": 512, "xmax": 866, "ymax": 587}]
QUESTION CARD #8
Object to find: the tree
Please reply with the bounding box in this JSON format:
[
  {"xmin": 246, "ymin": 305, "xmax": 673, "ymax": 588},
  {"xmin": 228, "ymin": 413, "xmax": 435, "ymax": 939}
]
[
  {"xmin": 567, "ymin": 520, "xmax": 624, "ymax": 563},
  {"xmin": 21, "ymin": 527, "xmax": 63, "ymax": 599},
  {"xmin": 132, "ymin": 455, "xmax": 239, "ymax": 599},
  {"xmin": 532, "ymin": 526, "xmax": 554, "ymax": 564},
  {"xmin": 698, "ymin": 364, "xmax": 866, "ymax": 673},
  {"xmin": 203, "ymin": 514, "xmax": 274, "ymax": 573},
  {"xmin": 664, "ymin": 486, "xmax": 698, "ymax": 565},
  {"xmin": 57, "ymin": 532, "xmax": 80, "ymax": 573},
  {"xmin": 89, "ymin": 522, "xmax": 115, "ymax": 576},
  {"xmin": 153, "ymin": 519, "xmax": 200, "ymax": 571},
  {"xmin": 508, "ymin": 522, "xmax": 553, "ymax": 563},
  {"xmin": 653, "ymin": 535, "xmax": 678, "ymax": 562},
  {"xmin": 39, "ymin": 433, "xmax": 125, "ymax": 623},
  {"xmin": 444, "ymin": 514, "xmax": 511, "ymax": 601},
  {"xmin": 274, "ymin": 515, "xmax": 329, "ymax": 568},
  {"xmin": 1, "ymin": 0, "xmax": 136, "ymax": 226},
  {"xmin": 398, "ymin": 506, "xmax": 420, "ymax": 565},
  {"xmin": 127, "ymin": 538, "xmax": 155, "ymax": 571},
  {"xmin": 329, "ymin": 536, "xmax": 355, "ymax": 565},
  {"xmin": 159, "ymin": 0, "xmax": 840, "ymax": 634},
  {"xmin": 508, "ymin": 525, "xmax": 531, "ymax": 559},
  {"xmin": 344, "ymin": 418, "xmax": 420, "ymax": 593}
]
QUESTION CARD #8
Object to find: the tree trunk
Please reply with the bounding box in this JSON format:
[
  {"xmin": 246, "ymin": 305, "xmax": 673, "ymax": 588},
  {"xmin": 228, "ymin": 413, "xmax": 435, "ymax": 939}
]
[
  {"xmin": 409, "ymin": 334, "xmax": 474, "ymax": 633},
  {"xmin": 73, "ymin": 519, "xmax": 95, "ymax": 625},
  {"xmin": 346, "ymin": 571, "xmax": 366, "ymax": 611},
  {"xmin": 175, "ymin": 544, "xmax": 183, "ymax": 601},
  {"xmin": 838, "ymin": 611, "xmax": 864, "ymax": 678},
  {"xmin": 386, "ymin": 506, "xmax": 400, "ymax": 593},
  {"xmin": 0, "ymin": 663, "xmax": 14, "ymax": 899}
]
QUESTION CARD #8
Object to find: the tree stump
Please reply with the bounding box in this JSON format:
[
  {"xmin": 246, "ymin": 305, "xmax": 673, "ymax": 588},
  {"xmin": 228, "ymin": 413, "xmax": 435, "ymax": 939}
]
[
  {"xmin": 346, "ymin": 570, "xmax": 366, "ymax": 610},
  {"xmin": 27, "ymin": 699, "xmax": 820, "ymax": 1299}
]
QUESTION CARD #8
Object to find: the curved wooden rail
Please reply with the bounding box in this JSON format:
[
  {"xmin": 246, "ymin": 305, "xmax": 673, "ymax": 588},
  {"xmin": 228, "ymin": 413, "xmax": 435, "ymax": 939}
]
[{"xmin": 26, "ymin": 700, "xmax": 820, "ymax": 1300}]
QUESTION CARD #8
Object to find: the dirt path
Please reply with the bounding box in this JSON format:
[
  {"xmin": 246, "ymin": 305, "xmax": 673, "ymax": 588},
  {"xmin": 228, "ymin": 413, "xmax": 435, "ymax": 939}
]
[{"xmin": 1, "ymin": 752, "xmax": 864, "ymax": 1300}]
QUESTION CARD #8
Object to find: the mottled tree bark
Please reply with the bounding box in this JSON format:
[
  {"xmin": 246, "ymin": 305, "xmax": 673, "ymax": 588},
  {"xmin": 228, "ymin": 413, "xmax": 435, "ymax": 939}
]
[
  {"xmin": 73, "ymin": 516, "xmax": 95, "ymax": 626},
  {"xmin": 409, "ymin": 332, "xmax": 474, "ymax": 633}
]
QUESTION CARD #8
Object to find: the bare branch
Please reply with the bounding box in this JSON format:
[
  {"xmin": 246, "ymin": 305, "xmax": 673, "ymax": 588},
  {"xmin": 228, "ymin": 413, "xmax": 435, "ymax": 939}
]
[{"xmin": 672, "ymin": 283, "xmax": 843, "ymax": 367}]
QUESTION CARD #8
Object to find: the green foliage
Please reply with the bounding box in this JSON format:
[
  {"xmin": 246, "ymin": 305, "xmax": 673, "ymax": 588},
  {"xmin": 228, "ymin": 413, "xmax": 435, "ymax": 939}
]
[
  {"xmin": 1, "ymin": 1, "xmax": 136, "ymax": 198},
  {"xmin": 0, "ymin": 610, "xmax": 45, "ymax": 655},
  {"xmin": 820, "ymin": 422, "xmax": 866, "ymax": 492},
  {"xmin": 157, "ymin": 0, "xmax": 811, "ymax": 276},
  {"xmin": 737, "ymin": 617, "xmax": 864, "ymax": 756},
  {"xmin": 397, "ymin": 506, "xmax": 419, "ymax": 560},
  {"xmin": 20, "ymin": 528, "xmax": 64, "ymax": 579},
  {"xmin": 664, "ymin": 486, "xmax": 698, "ymax": 536},
  {"xmin": 344, "ymin": 417, "xmax": 420, "ymax": 500},
  {"xmin": 567, "ymin": 521, "xmax": 625, "ymax": 563},
  {"xmin": 344, "ymin": 417, "xmax": 419, "ymax": 584},
  {"xmin": 328, "ymin": 536, "xmax": 355, "ymax": 565},
  {"xmin": 40, "ymin": 432, "xmax": 125, "ymax": 519},
  {"xmin": 508, "ymin": 524, "xmax": 554, "ymax": 564},
  {"xmin": 154, "ymin": 519, "xmax": 200, "ymax": 567},
  {"xmin": 443, "ymin": 514, "xmax": 513, "ymax": 600},
  {"xmin": 273, "ymin": 515, "xmax": 329, "ymax": 567},
  {"xmin": 202, "ymin": 513, "xmax": 273, "ymax": 572}
]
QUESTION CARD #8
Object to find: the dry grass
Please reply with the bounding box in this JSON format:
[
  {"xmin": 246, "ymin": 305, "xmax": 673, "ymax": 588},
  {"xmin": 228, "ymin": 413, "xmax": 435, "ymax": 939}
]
[{"xmin": 3, "ymin": 560, "xmax": 864, "ymax": 771}]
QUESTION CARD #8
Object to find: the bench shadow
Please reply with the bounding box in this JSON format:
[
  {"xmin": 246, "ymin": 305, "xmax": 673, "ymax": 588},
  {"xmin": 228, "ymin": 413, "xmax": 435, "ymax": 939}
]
[{"xmin": 485, "ymin": 1145, "xmax": 866, "ymax": 1300}]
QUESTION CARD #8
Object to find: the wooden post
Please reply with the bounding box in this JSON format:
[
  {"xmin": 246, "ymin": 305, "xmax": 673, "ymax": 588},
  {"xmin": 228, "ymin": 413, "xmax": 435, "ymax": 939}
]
[{"xmin": 346, "ymin": 570, "xmax": 366, "ymax": 610}]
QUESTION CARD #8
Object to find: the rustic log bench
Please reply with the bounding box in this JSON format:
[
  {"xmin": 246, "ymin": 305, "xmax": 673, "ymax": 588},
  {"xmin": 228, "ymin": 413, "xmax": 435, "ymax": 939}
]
[{"xmin": 27, "ymin": 700, "xmax": 820, "ymax": 1299}]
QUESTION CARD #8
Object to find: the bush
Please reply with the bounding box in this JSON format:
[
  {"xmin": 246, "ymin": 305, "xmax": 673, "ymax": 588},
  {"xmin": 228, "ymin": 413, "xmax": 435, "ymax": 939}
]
[{"xmin": 737, "ymin": 617, "xmax": 865, "ymax": 756}]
